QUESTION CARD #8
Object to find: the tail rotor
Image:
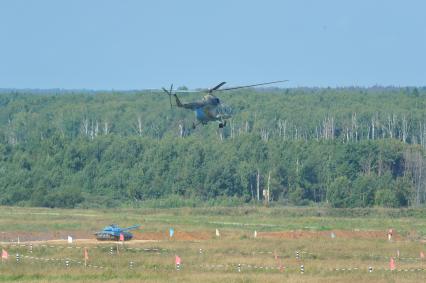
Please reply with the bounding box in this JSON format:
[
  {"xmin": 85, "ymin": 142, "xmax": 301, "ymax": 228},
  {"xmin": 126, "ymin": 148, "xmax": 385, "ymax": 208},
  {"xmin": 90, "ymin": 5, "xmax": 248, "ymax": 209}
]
[{"xmin": 162, "ymin": 83, "xmax": 174, "ymax": 109}]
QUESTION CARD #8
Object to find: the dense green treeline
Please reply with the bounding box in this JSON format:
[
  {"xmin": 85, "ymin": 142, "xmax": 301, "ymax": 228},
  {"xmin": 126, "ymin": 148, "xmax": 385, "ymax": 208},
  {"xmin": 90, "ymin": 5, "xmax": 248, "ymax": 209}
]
[{"xmin": 0, "ymin": 87, "xmax": 425, "ymax": 208}]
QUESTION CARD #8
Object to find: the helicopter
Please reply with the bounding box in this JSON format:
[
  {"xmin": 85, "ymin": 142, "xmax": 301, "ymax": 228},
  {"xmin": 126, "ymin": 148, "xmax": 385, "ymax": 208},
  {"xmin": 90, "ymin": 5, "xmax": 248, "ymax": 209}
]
[{"xmin": 162, "ymin": 80, "xmax": 288, "ymax": 129}]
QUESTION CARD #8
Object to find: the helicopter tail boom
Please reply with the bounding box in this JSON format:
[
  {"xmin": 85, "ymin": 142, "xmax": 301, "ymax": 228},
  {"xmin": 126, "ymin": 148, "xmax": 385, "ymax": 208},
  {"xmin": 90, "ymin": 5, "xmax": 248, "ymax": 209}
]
[
  {"xmin": 174, "ymin": 94, "xmax": 184, "ymax": 107},
  {"xmin": 162, "ymin": 84, "xmax": 189, "ymax": 109}
]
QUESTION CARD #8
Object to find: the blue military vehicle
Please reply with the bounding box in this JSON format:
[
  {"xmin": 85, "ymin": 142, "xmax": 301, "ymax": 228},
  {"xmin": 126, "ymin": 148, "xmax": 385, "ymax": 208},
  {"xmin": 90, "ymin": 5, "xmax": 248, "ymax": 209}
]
[{"xmin": 94, "ymin": 224, "xmax": 140, "ymax": 241}]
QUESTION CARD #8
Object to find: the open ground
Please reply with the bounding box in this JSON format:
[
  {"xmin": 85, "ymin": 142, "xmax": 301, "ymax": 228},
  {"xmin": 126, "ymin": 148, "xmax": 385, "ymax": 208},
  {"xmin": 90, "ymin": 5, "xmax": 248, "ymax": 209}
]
[{"xmin": 1, "ymin": 206, "xmax": 426, "ymax": 282}]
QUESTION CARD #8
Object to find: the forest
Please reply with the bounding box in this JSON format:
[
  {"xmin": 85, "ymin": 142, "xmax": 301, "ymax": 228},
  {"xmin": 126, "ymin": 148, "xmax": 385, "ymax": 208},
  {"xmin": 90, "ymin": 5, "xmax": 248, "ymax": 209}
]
[{"xmin": 0, "ymin": 86, "xmax": 426, "ymax": 208}]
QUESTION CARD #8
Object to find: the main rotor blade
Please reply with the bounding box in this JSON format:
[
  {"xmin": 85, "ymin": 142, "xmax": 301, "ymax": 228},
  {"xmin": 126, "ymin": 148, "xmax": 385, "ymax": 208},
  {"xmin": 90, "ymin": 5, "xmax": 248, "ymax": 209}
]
[
  {"xmin": 162, "ymin": 87, "xmax": 170, "ymax": 95},
  {"xmin": 172, "ymin": 90, "xmax": 203, "ymax": 93},
  {"xmin": 209, "ymin": 82, "xmax": 226, "ymax": 92},
  {"xmin": 159, "ymin": 80, "xmax": 288, "ymax": 94},
  {"xmin": 162, "ymin": 87, "xmax": 173, "ymax": 108},
  {"xmin": 214, "ymin": 80, "xmax": 288, "ymax": 92}
]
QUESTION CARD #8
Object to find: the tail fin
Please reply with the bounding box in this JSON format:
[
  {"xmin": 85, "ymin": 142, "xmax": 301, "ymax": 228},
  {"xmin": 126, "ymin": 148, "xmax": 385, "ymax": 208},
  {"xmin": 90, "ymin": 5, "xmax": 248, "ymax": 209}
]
[
  {"xmin": 162, "ymin": 84, "xmax": 184, "ymax": 108},
  {"xmin": 162, "ymin": 84, "xmax": 174, "ymax": 108}
]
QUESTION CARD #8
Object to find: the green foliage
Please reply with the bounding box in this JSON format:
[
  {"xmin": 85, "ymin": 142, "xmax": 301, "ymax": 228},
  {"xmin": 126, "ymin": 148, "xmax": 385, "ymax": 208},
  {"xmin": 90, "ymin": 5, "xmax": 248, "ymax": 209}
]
[
  {"xmin": 327, "ymin": 176, "xmax": 351, "ymax": 208},
  {"xmin": 375, "ymin": 189, "xmax": 399, "ymax": 208},
  {"xmin": 0, "ymin": 87, "xmax": 426, "ymax": 208}
]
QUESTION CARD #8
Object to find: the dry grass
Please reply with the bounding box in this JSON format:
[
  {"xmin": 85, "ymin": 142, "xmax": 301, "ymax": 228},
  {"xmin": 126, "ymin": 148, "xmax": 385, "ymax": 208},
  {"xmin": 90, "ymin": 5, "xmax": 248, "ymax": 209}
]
[{"xmin": 1, "ymin": 206, "xmax": 426, "ymax": 282}]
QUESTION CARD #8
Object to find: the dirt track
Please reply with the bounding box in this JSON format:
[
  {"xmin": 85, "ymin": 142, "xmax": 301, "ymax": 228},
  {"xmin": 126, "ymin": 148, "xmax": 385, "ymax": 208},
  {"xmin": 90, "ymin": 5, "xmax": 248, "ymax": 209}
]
[
  {"xmin": 0, "ymin": 230, "xmax": 212, "ymax": 243},
  {"xmin": 0, "ymin": 229, "xmax": 399, "ymax": 244},
  {"xmin": 258, "ymin": 230, "xmax": 401, "ymax": 240},
  {"xmin": 0, "ymin": 239, "xmax": 160, "ymax": 245}
]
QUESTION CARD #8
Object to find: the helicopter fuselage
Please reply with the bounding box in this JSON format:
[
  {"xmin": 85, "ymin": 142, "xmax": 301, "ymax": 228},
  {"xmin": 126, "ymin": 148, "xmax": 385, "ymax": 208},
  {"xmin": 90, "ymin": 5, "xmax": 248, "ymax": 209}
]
[
  {"xmin": 176, "ymin": 94, "xmax": 224, "ymax": 124},
  {"xmin": 195, "ymin": 95, "xmax": 221, "ymax": 123},
  {"xmin": 195, "ymin": 105, "xmax": 219, "ymax": 123}
]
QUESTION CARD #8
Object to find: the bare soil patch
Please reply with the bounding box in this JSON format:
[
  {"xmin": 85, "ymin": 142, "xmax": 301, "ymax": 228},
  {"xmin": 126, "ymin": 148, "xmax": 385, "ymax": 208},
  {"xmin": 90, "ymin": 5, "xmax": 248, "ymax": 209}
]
[
  {"xmin": 1, "ymin": 229, "xmax": 401, "ymax": 244},
  {"xmin": 258, "ymin": 230, "xmax": 401, "ymax": 240}
]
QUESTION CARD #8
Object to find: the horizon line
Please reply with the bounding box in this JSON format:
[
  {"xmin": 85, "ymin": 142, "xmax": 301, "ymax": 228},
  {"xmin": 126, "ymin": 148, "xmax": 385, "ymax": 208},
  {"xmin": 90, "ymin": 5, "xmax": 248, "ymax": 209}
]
[{"xmin": 1, "ymin": 85, "xmax": 425, "ymax": 93}]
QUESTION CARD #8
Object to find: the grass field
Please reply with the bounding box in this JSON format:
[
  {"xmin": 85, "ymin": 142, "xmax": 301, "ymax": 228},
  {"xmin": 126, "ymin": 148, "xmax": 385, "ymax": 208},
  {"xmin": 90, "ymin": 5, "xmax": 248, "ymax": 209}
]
[{"xmin": 1, "ymin": 206, "xmax": 426, "ymax": 282}]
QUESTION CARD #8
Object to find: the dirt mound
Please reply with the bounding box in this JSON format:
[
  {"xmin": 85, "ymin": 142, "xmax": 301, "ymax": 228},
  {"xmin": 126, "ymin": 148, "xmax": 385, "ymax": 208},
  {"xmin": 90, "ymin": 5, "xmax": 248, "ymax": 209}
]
[
  {"xmin": 175, "ymin": 231, "xmax": 211, "ymax": 241},
  {"xmin": 132, "ymin": 231, "xmax": 211, "ymax": 241},
  {"xmin": 2, "ymin": 229, "xmax": 400, "ymax": 243},
  {"xmin": 1, "ymin": 230, "xmax": 211, "ymax": 243},
  {"xmin": 258, "ymin": 230, "xmax": 401, "ymax": 240}
]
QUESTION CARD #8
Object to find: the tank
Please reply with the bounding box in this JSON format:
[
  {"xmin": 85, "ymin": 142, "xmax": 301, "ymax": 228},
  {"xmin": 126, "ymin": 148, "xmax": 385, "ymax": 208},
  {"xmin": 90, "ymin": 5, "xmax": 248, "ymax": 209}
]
[{"xmin": 94, "ymin": 224, "xmax": 140, "ymax": 241}]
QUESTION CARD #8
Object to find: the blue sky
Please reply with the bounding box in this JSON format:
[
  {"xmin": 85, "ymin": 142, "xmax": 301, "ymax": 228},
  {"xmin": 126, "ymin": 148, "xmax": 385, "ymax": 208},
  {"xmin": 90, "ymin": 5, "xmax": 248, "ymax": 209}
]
[{"xmin": 0, "ymin": 0, "xmax": 425, "ymax": 89}]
